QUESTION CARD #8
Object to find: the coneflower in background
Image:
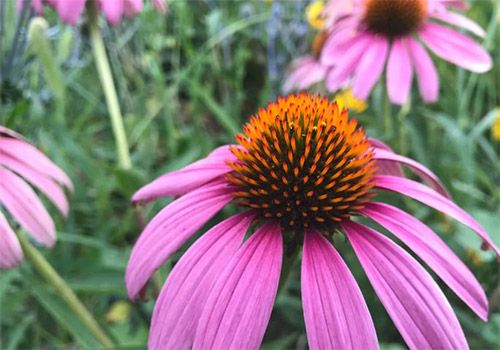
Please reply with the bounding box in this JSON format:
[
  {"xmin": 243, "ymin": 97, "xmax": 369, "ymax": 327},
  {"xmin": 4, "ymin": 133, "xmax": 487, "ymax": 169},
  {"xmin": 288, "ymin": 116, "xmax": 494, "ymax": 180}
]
[
  {"xmin": 320, "ymin": 0, "xmax": 492, "ymax": 105},
  {"xmin": 0, "ymin": 126, "xmax": 72, "ymax": 269},
  {"xmin": 126, "ymin": 93, "xmax": 498, "ymax": 350}
]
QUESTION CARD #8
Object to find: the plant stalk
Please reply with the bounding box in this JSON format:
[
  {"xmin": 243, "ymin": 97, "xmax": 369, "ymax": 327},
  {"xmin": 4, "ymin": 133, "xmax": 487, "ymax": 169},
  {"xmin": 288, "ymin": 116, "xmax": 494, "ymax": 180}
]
[
  {"xmin": 18, "ymin": 234, "xmax": 115, "ymax": 348},
  {"xmin": 277, "ymin": 248, "xmax": 300, "ymax": 295},
  {"xmin": 87, "ymin": 1, "xmax": 131, "ymax": 169},
  {"xmin": 382, "ymin": 85, "xmax": 393, "ymax": 141}
]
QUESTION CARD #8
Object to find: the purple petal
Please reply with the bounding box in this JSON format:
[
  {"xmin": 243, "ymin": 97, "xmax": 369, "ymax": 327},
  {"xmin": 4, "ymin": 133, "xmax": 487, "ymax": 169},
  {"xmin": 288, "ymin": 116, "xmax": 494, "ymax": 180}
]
[
  {"xmin": 132, "ymin": 145, "xmax": 235, "ymax": 205},
  {"xmin": 283, "ymin": 56, "xmax": 328, "ymax": 92},
  {"xmin": 302, "ymin": 229, "xmax": 378, "ymax": 350},
  {"xmin": 351, "ymin": 35, "xmax": 389, "ymax": 100},
  {"xmin": 374, "ymin": 175, "xmax": 500, "ymax": 257},
  {"xmin": 372, "ymin": 147, "xmax": 450, "ymax": 198},
  {"xmin": 193, "ymin": 221, "xmax": 282, "ymax": 350},
  {"xmin": 149, "ymin": 212, "xmax": 254, "ymax": 349},
  {"xmin": 324, "ymin": 33, "xmax": 371, "ymax": 92},
  {"xmin": 368, "ymin": 138, "xmax": 404, "ymax": 177},
  {"xmin": 126, "ymin": 179, "xmax": 234, "ymax": 300},
  {"xmin": 431, "ymin": 11, "xmax": 486, "ymax": 38},
  {"xmin": 56, "ymin": 0, "xmax": 87, "ymax": 25},
  {"xmin": 0, "ymin": 168, "xmax": 55, "ymax": 247},
  {"xmin": 406, "ymin": 37, "xmax": 439, "ymax": 103},
  {"xmin": 386, "ymin": 38, "xmax": 413, "ymax": 105},
  {"xmin": 124, "ymin": 0, "xmax": 143, "ymax": 17},
  {"xmin": 362, "ymin": 202, "xmax": 488, "ymax": 320},
  {"xmin": 0, "ymin": 138, "xmax": 73, "ymax": 191},
  {"xmin": 0, "ymin": 211, "xmax": 23, "ymax": 270},
  {"xmin": 419, "ymin": 22, "xmax": 492, "ymax": 73},
  {"xmin": 100, "ymin": 0, "xmax": 124, "ymax": 25},
  {"xmin": 343, "ymin": 220, "xmax": 468, "ymax": 349},
  {"xmin": 0, "ymin": 152, "xmax": 69, "ymax": 216}
]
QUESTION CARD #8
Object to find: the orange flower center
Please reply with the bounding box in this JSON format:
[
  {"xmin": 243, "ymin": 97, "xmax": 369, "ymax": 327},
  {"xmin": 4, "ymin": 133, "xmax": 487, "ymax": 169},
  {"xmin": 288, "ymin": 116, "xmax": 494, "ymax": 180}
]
[
  {"xmin": 227, "ymin": 93, "xmax": 377, "ymax": 235},
  {"xmin": 363, "ymin": 0, "xmax": 427, "ymax": 37}
]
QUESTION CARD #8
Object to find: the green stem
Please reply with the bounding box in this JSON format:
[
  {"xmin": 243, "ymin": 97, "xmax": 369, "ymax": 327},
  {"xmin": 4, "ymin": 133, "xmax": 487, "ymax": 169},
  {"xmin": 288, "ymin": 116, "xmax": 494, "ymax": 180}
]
[
  {"xmin": 277, "ymin": 248, "xmax": 300, "ymax": 295},
  {"xmin": 87, "ymin": 2, "xmax": 131, "ymax": 169},
  {"xmin": 382, "ymin": 85, "xmax": 393, "ymax": 141},
  {"xmin": 18, "ymin": 234, "xmax": 115, "ymax": 348}
]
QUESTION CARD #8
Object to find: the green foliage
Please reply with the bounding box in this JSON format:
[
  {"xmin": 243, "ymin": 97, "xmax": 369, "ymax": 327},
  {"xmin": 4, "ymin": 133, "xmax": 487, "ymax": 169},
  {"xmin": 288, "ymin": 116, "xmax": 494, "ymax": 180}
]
[{"xmin": 0, "ymin": 0, "xmax": 499, "ymax": 349}]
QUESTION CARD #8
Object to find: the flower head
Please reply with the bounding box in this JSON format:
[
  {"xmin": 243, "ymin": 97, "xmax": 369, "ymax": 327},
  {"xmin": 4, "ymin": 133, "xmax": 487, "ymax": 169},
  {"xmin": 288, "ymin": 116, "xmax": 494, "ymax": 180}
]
[
  {"xmin": 17, "ymin": 0, "xmax": 167, "ymax": 25},
  {"xmin": 320, "ymin": 0, "xmax": 492, "ymax": 104},
  {"xmin": 0, "ymin": 126, "xmax": 72, "ymax": 270},
  {"xmin": 127, "ymin": 94, "xmax": 499, "ymax": 349}
]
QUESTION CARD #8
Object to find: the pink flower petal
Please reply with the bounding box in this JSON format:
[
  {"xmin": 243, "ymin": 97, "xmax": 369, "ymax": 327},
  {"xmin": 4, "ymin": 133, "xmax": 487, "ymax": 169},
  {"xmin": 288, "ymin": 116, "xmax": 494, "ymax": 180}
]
[
  {"xmin": 126, "ymin": 179, "xmax": 234, "ymax": 300},
  {"xmin": 193, "ymin": 221, "xmax": 282, "ymax": 350},
  {"xmin": 302, "ymin": 229, "xmax": 378, "ymax": 350},
  {"xmin": 362, "ymin": 202, "xmax": 488, "ymax": 321},
  {"xmin": 0, "ymin": 211, "xmax": 23, "ymax": 270},
  {"xmin": 386, "ymin": 38, "xmax": 413, "ymax": 105},
  {"xmin": 372, "ymin": 147, "xmax": 450, "ymax": 198},
  {"xmin": 124, "ymin": 0, "xmax": 143, "ymax": 17},
  {"xmin": 56, "ymin": 0, "xmax": 87, "ymax": 25},
  {"xmin": 0, "ymin": 168, "xmax": 55, "ymax": 247},
  {"xmin": 368, "ymin": 138, "xmax": 404, "ymax": 177},
  {"xmin": 374, "ymin": 175, "xmax": 500, "ymax": 257},
  {"xmin": 151, "ymin": 0, "xmax": 167, "ymax": 14},
  {"xmin": 0, "ymin": 138, "xmax": 73, "ymax": 191},
  {"xmin": 131, "ymin": 145, "xmax": 235, "ymax": 205},
  {"xmin": 283, "ymin": 56, "xmax": 328, "ymax": 93},
  {"xmin": 406, "ymin": 37, "xmax": 439, "ymax": 103},
  {"xmin": 149, "ymin": 212, "xmax": 254, "ymax": 349},
  {"xmin": 0, "ymin": 126, "xmax": 24, "ymax": 140},
  {"xmin": 431, "ymin": 11, "xmax": 486, "ymax": 38},
  {"xmin": 100, "ymin": 0, "xmax": 124, "ymax": 25},
  {"xmin": 343, "ymin": 220, "xmax": 468, "ymax": 350},
  {"xmin": 0, "ymin": 152, "xmax": 69, "ymax": 216},
  {"xmin": 419, "ymin": 22, "xmax": 492, "ymax": 73},
  {"xmin": 351, "ymin": 34, "xmax": 389, "ymax": 100},
  {"xmin": 324, "ymin": 33, "xmax": 371, "ymax": 92}
]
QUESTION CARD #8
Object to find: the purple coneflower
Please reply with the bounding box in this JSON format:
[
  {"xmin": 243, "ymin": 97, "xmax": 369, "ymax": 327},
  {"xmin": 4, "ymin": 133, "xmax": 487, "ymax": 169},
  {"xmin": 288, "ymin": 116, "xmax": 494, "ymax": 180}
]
[
  {"xmin": 320, "ymin": 0, "xmax": 492, "ymax": 105},
  {"xmin": 0, "ymin": 126, "xmax": 72, "ymax": 269},
  {"xmin": 17, "ymin": 0, "xmax": 166, "ymax": 25},
  {"xmin": 126, "ymin": 93, "xmax": 498, "ymax": 349}
]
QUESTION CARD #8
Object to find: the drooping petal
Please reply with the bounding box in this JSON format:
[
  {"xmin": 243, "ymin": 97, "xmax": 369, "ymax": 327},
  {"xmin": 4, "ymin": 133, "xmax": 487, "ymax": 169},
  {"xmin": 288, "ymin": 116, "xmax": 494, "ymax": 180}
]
[
  {"xmin": 283, "ymin": 57, "xmax": 328, "ymax": 93},
  {"xmin": 351, "ymin": 35, "xmax": 389, "ymax": 100},
  {"xmin": 368, "ymin": 138, "xmax": 404, "ymax": 177},
  {"xmin": 151, "ymin": 0, "xmax": 167, "ymax": 14},
  {"xmin": 0, "ymin": 152, "xmax": 69, "ymax": 216},
  {"xmin": 0, "ymin": 138, "xmax": 73, "ymax": 191},
  {"xmin": 193, "ymin": 221, "xmax": 282, "ymax": 350},
  {"xmin": 406, "ymin": 37, "xmax": 439, "ymax": 103},
  {"xmin": 124, "ymin": 0, "xmax": 143, "ymax": 17},
  {"xmin": 301, "ymin": 229, "xmax": 378, "ymax": 350},
  {"xmin": 125, "ymin": 179, "xmax": 234, "ymax": 300},
  {"xmin": 0, "ymin": 168, "xmax": 55, "ymax": 247},
  {"xmin": 0, "ymin": 211, "xmax": 23, "ymax": 270},
  {"xmin": 386, "ymin": 38, "xmax": 413, "ymax": 105},
  {"xmin": 431, "ymin": 11, "xmax": 486, "ymax": 38},
  {"xmin": 374, "ymin": 175, "xmax": 500, "ymax": 257},
  {"xmin": 131, "ymin": 145, "xmax": 236, "ymax": 205},
  {"xmin": 100, "ymin": 0, "xmax": 124, "ymax": 25},
  {"xmin": 372, "ymin": 148, "xmax": 449, "ymax": 198},
  {"xmin": 149, "ymin": 212, "xmax": 254, "ymax": 349},
  {"xmin": 362, "ymin": 202, "xmax": 488, "ymax": 320},
  {"xmin": 56, "ymin": 0, "xmax": 87, "ymax": 25},
  {"xmin": 324, "ymin": 33, "xmax": 371, "ymax": 91},
  {"xmin": 343, "ymin": 220, "xmax": 468, "ymax": 350},
  {"xmin": 419, "ymin": 22, "xmax": 492, "ymax": 73}
]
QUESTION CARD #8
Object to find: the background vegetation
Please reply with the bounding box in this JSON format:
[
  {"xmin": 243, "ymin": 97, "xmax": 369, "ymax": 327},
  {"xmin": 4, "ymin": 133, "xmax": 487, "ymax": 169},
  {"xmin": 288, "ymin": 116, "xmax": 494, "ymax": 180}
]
[{"xmin": 0, "ymin": 0, "xmax": 499, "ymax": 349}]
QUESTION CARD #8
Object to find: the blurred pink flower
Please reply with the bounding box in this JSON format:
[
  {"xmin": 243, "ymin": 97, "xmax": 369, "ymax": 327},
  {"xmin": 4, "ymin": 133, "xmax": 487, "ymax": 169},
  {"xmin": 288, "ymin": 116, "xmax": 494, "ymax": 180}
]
[
  {"xmin": 17, "ymin": 0, "xmax": 167, "ymax": 25},
  {"xmin": 0, "ymin": 126, "xmax": 72, "ymax": 270},
  {"xmin": 126, "ymin": 94, "xmax": 497, "ymax": 350},
  {"xmin": 320, "ymin": 0, "xmax": 492, "ymax": 105}
]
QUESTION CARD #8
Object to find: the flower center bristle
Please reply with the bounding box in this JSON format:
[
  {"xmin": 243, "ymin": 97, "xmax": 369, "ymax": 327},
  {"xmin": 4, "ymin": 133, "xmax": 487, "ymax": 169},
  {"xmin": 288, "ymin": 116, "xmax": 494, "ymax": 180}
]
[
  {"xmin": 363, "ymin": 0, "xmax": 427, "ymax": 37},
  {"xmin": 226, "ymin": 93, "xmax": 377, "ymax": 235}
]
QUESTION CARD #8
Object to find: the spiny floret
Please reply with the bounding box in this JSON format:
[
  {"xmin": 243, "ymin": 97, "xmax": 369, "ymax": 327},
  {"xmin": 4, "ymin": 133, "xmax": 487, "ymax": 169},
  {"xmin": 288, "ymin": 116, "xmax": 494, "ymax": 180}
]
[
  {"xmin": 363, "ymin": 0, "xmax": 428, "ymax": 37},
  {"xmin": 226, "ymin": 93, "xmax": 377, "ymax": 234}
]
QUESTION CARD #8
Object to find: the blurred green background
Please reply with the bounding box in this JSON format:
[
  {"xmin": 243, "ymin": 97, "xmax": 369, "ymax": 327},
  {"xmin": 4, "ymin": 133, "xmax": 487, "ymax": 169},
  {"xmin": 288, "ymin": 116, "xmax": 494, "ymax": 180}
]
[{"xmin": 0, "ymin": 0, "xmax": 499, "ymax": 349}]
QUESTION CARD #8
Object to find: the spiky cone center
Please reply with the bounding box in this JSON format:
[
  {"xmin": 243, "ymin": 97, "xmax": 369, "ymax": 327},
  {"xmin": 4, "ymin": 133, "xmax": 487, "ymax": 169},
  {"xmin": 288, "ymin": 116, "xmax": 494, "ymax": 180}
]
[
  {"xmin": 227, "ymin": 93, "xmax": 377, "ymax": 239},
  {"xmin": 363, "ymin": 0, "xmax": 428, "ymax": 37}
]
